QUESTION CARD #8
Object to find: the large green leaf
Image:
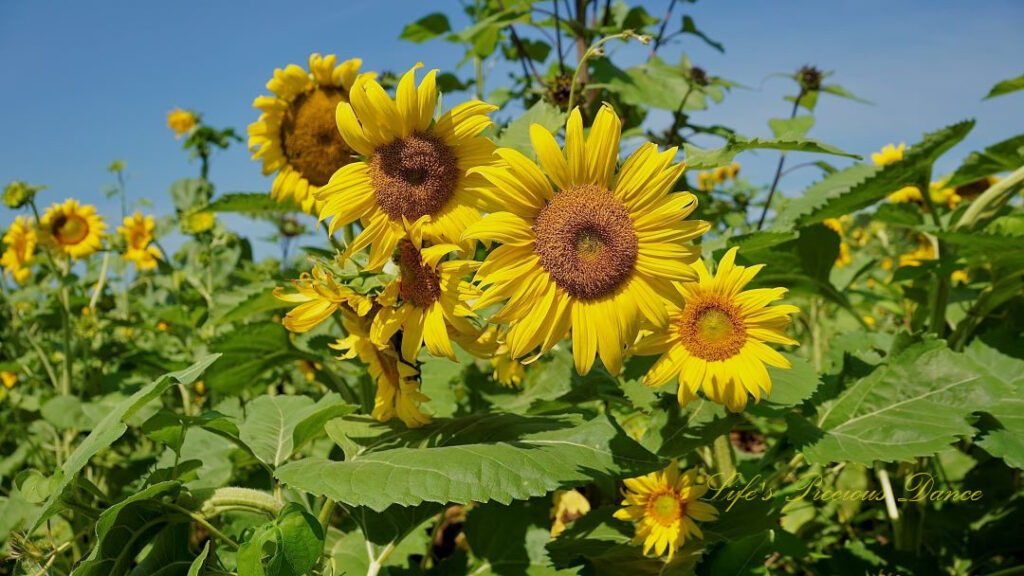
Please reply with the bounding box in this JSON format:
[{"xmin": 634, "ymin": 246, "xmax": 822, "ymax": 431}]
[
  {"xmin": 642, "ymin": 399, "xmax": 738, "ymax": 458},
  {"xmin": 277, "ymin": 415, "xmax": 659, "ymax": 511},
  {"xmin": 205, "ymin": 323, "xmax": 305, "ymax": 393},
  {"xmin": 238, "ymin": 393, "xmax": 356, "ymax": 468},
  {"xmin": 984, "ymin": 73, "xmax": 1024, "ymax": 99},
  {"xmin": 947, "ymin": 133, "xmax": 1024, "ymax": 187},
  {"xmin": 495, "ymin": 101, "xmax": 566, "ymax": 156},
  {"xmin": 683, "ymin": 134, "xmax": 858, "ymax": 170},
  {"xmin": 965, "ymin": 340, "xmax": 1024, "ymax": 469},
  {"xmin": 399, "ymin": 12, "xmax": 451, "ymax": 42},
  {"xmin": 237, "ymin": 503, "xmax": 324, "ymax": 576},
  {"xmin": 801, "ymin": 341, "xmax": 1009, "ymax": 465}
]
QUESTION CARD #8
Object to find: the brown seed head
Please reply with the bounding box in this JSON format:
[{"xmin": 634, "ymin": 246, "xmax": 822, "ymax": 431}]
[{"xmin": 370, "ymin": 132, "xmax": 460, "ymax": 221}]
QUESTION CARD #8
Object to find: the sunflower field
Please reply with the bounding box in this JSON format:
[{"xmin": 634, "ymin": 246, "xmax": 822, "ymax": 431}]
[{"xmin": 2, "ymin": 2, "xmax": 1023, "ymax": 575}]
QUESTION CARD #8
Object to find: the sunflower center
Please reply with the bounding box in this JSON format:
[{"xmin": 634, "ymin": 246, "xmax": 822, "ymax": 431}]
[
  {"xmin": 533, "ymin": 185, "xmax": 638, "ymax": 300},
  {"xmin": 396, "ymin": 240, "xmax": 441, "ymax": 308},
  {"xmin": 280, "ymin": 87, "xmax": 353, "ymax": 187},
  {"xmin": 369, "ymin": 133, "xmax": 459, "ymax": 221},
  {"xmin": 678, "ymin": 298, "xmax": 747, "ymax": 361},
  {"xmin": 52, "ymin": 214, "xmax": 90, "ymax": 246},
  {"xmin": 647, "ymin": 492, "xmax": 683, "ymax": 527}
]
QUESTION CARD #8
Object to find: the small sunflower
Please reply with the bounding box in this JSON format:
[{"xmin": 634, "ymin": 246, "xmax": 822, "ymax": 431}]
[
  {"xmin": 898, "ymin": 237, "xmax": 935, "ymax": 267},
  {"xmin": 39, "ymin": 199, "xmax": 106, "ymax": 259},
  {"xmin": 1, "ymin": 371, "xmax": 16, "ymax": 389},
  {"xmin": 316, "ymin": 64, "xmax": 497, "ymax": 270},
  {"xmin": 639, "ymin": 247, "xmax": 799, "ymax": 412},
  {"xmin": 370, "ymin": 219, "xmax": 483, "ymax": 363},
  {"xmin": 1, "ymin": 216, "xmax": 37, "ymax": 284},
  {"xmin": 465, "ymin": 104, "xmax": 709, "ymax": 376},
  {"xmin": 331, "ymin": 310, "xmax": 431, "ymax": 428},
  {"xmin": 550, "ymin": 489, "xmax": 591, "ymax": 537},
  {"xmin": 871, "ymin": 142, "xmax": 905, "ymax": 166},
  {"xmin": 491, "ymin": 352, "xmax": 526, "ymax": 388},
  {"xmin": 167, "ymin": 108, "xmax": 198, "ymax": 139},
  {"xmin": 118, "ymin": 212, "xmax": 162, "ymax": 271},
  {"xmin": 613, "ymin": 461, "xmax": 718, "ymax": 560},
  {"xmin": 274, "ymin": 265, "xmax": 372, "ymax": 333},
  {"xmin": 249, "ymin": 54, "xmax": 367, "ymax": 214},
  {"xmin": 822, "ymin": 217, "xmax": 851, "ymax": 268}
]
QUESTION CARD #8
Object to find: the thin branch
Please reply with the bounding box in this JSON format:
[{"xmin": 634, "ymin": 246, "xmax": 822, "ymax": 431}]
[
  {"xmin": 756, "ymin": 89, "xmax": 805, "ymax": 230},
  {"xmin": 552, "ymin": 1, "xmax": 566, "ymax": 75},
  {"xmin": 509, "ymin": 26, "xmax": 544, "ymax": 83},
  {"xmin": 650, "ymin": 0, "xmax": 678, "ymax": 57}
]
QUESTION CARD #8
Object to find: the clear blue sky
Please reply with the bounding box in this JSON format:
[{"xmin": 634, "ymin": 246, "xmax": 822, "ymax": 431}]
[{"xmin": 2, "ymin": 0, "xmax": 1022, "ymax": 256}]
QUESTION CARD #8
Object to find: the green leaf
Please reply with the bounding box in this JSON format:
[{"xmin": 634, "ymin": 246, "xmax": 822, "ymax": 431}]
[
  {"xmin": 237, "ymin": 503, "xmax": 324, "ymax": 576},
  {"xmin": 399, "ymin": 12, "xmax": 451, "ymax": 42},
  {"xmin": 239, "ymin": 394, "xmax": 355, "ymax": 468},
  {"xmin": 170, "ymin": 179, "xmax": 214, "ymax": 213},
  {"xmin": 205, "ymin": 323, "xmax": 303, "ymax": 393},
  {"xmin": 213, "ymin": 285, "xmax": 292, "ymax": 325},
  {"xmin": 642, "ymin": 399, "xmax": 738, "ymax": 458},
  {"xmin": 142, "ymin": 409, "xmax": 188, "ymax": 455},
  {"xmin": 203, "ymin": 192, "xmax": 298, "ymax": 214},
  {"xmin": 187, "ymin": 542, "xmax": 211, "ymax": 576},
  {"xmin": 872, "ymin": 203, "xmax": 924, "ymax": 227},
  {"xmin": 965, "ymin": 340, "xmax": 1024, "ymax": 469},
  {"xmin": 496, "ymin": 101, "xmax": 566, "ymax": 156},
  {"xmin": 948, "ymin": 133, "xmax": 1024, "ymax": 187},
  {"xmin": 768, "ymin": 115, "xmax": 814, "ymax": 139},
  {"xmin": 683, "ymin": 134, "xmax": 858, "ymax": 170},
  {"xmin": 680, "ymin": 15, "xmax": 724, "ymax": 53},
  {"xmin": 763, "ymin": 354, "xmax": 820, "ymax": 406},
  {"xmin": 277, "ymin": 415, "xmax": 659, "ymax": 511},
  {"xmin": 821, "ymin": 83, "xmax": 873, "ymax": 104},
  {"xmin": 802, "ymin": 341, "xmax": 1010, "ymax": 465},
  {"xmin": 725, "ymin": 231, "xmax": 799, "ymax": 253},
  {"xmin": 984, "ymin": 73, "xmax": 1024, "ymax": 99}
]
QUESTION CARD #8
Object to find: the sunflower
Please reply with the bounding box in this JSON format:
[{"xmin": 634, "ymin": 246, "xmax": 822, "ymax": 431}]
[
  {"xmin": 370, "ymin": 218, "xmax": 483, "ymax": 363},
  {"xmin": 1, "ymin": 371, "xmax": 16, "ymax": 389},
  {"xmin": 638, "ymin": 247, "xmax": 799, "ymax": 412},
  {"xmin": 550, "ymin": 489, "xmax": 591, "ymax": 537},
  {"xmin": 118, "ymin": 212, "xmax": 162, "ymax": 271},
  {"xmin": 274, "ymin": 265, "xmax": 372, "ymax": 333},
  {"xmin": 249, "ymin": 54, "xmax": 367, "ymax": 214},
  {"xmin": 465, "ymin": 104, "xmax": 709, "ymax": 376},
  {"xmin": 871, "ymin": 142, "xmax": 905, "ymax": 166},
  {"xmin": 491, "ymin": 352, "xmax": 526, "ymax": 388},
  {"xmin": 1, "ymin": 216, "xmax": 37, "ymax": 284},
  {"xmin": 331, "ymin": 310, "xmax": 431, "ymax": 428},
  {"xmin": 39, "ymin": 199, "xmax": 106, "ymax": 259},
  {"xmin": 822, "ymin": 217, "xmax": 851, "ymax": 268},
  {"xmin": 316, "ymin": 64, "xmax": 496, "ymax": 270},
  {"xmin": 167, "ymin": 108, "xmax": 198, "ymax": 139},
  {"xmin": 898, "ymin": 237, "xmax": 935, "ymax": 267},
  {"xmin": 613, "ymin": 461, "xmax": 718, "ymax": 560}
]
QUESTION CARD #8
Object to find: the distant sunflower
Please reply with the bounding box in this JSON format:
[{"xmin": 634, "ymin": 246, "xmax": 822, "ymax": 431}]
[
  {"xmin": 39, "ymin": 199, "xmax": 105, "ymax": 259},
  {"xmin": 118, "ymin": 212, "xmax": 162, "ymax": 271},
  {"xmin": 1, "ymin": 216, "xmax": 37, "ymax": 284},
  {"xmin": 316, "ymin": 64, "xmax": 496, "ymax": 270},
  {"xmin": 822, "ymin": 217, "xmax": 851, "ymax": 268},
  {"xmin": 639, "ymin": 247, "xmax": 799, "ymax": 412},
  {"xmin": 167, "ymin": 108, "xmax": 197, "ymax": 139},
  {"xmin": 465, "ymin": 104, "xmax": 709, "ymax": 376},
  {"xmin": 871, "ymin": 142, "xmax": 905, "ymax": 166},
  {"xmin": 613, "ymin": 461, "xmax": 717, "ymax": 559},
  {"xmin": 274, "ymin": 265, "xmax": 372, "ymax": 333},
  {"xmin": 249, "ymin": 54, "xmax": 366, "ymax": 214},
  {"xmin": 370, "ymin": 219, "xmax": 482, "ymax": 363}
]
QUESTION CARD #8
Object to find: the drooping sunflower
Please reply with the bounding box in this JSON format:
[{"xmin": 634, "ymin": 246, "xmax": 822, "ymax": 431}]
[
  {"xmin": 638, "ymin": 247, "xmax": 799, "ymax": 412},
  {"xmin": 370, "ymin": 219, "xmax": 483, "ymax": 363},
  {"xmin": 613, "ymin": 461, "xmax": 718, "ymax": 560},
  {"xmin": 1, "ymin": 216, "xmax": 37, "ymax": 284},
  {"xmin": 118, "ymin": 212, "xmax": 162, "ymax": 271},
  {"xmin": 39, "ymin": 199, "xmax": 106, "ymax": 259},
  {"xmin": 274, "ymin": 264, "xmax": 372, "ymax": 333},
  {"xmin": 316, "ymin": 64, "xmax": 496, "ymax": 270},
  {"xmin": 331, "ymin": 310, "xmax": 431, "ymax": 428},
  {"xmin": 249, "ymin": 54, "xmax": 366, "ymax": 214},
  {"xmin": 465, "ymin": 104, "xmax": 709, "ymax": 376}
]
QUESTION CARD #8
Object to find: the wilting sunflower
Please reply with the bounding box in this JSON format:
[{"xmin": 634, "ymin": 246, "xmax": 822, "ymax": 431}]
[
  {"xmin": 550, "ymin": 489, "xmax": 591, "ymax": 537},
  {"xmin": 249, "ymin": 54, "xmax": 366, "ymax": 214},
  {"xmin": 316, "ymin": 64, "xmax": 496, "ymax": 270},
  {"xmin": 274, "ymin": 264, "xmax": 372, "ymax": 333},
  {"xmin": 613, "ymin": 461, "xmax": 717, "ymax": 560},
  {"xmin": 638, "ymin": 247, "xmax": 799, "ymax": 412},
  {"xmin": 331, "ymin": 310, "xmax": 431, "ymax": 428},
  {"xmin": 465, "ymin": 104, "xmax": 709, "ymax": 376},
  {"xmin": 370, "ymin": 219, "xmax": 482, "ymax": 363},
  {"xmin": 118, "ymin": 212, "xmax": 162, "ymax": 271},
  {"xmin": 1, "ymin": 216, "xmax": 37, "ymax": 284},
  {"xmin": 39, "ymin": 199, "xmax": 105, "ymax": 259}
]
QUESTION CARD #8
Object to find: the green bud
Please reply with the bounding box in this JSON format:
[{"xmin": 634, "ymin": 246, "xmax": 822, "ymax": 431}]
[{"xmin": 3, "ymin": 181, "xmax": 44, "ymax": 209}]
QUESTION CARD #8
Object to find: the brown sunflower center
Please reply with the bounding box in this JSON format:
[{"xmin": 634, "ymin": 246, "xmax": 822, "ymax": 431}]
[
  {"xmin": 396, "ymin": 240, "xmax": 441, "ymax": 308},
  {"xmin": 647, "ymin": 491, "xmax": 683, "ymax": 527},
  {"xmin": 677, "ymin": 297, "xmax": 747, "ymax": 361},
  {"xmin": 533, "ymin": 185, "xmax": 638, "ymax": 300},
  {"xmin": 52, "ymin": 214, "xmax": 90, "ymax": 246},
  {"xmin": 280, "ymin": 87, "xmax": 353, "ymax": 187},
  {"xmin": 369, "ymin": 132, "xmax": 460, "ymax": 222}
]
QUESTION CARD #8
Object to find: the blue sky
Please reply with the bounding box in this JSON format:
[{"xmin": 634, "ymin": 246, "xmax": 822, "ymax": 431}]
[{"xmin": 2, "ymin": 0, "xmax": 1022, "ymax": 255}]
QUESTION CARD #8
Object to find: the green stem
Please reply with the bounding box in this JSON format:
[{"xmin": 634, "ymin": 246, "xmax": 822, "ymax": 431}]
[
  {"xmin": 566, "ymin": 32, "xmax": 639, "ymax": 112},
  {"xmin": 162, "ymin": 502, "xmax": 239, "ymax": 550},
  {"xmin": 366, "ymin": 542, "xmax": 397, "ymax": 576},
  {"xmin": 956, "ymin": 164, "xmax": 1024, "ymax": 229},
  {"xmin": 318, "ymin": 498, "xmax": 336, "ymax": 533}
]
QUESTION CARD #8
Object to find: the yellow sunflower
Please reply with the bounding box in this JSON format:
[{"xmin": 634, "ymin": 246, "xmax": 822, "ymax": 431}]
[
  {"xmin": 274, "ymin": 265, "xmax": 372, "ymax": 333},
  {"xmin": 898, "ymin": 237, "xmax": 935, "ymax": 267},
  {"xmin": 1, "ymin": 216, "xmax": 37, "ymax": 284},
  {"xmin": 888, "ymin": 185, "xmax": 923, "ymax": 204},
  {"xmin": 39, "ymin": 199, "xmax": 106, "ymax": 259},
  {"xmin": 1, "ymin": 371, "xmax": 16, "ymax": 389},
  {"xmin": 871, "ymin": 142, "xmax": 905, "ymax": 166},
  {"xmin": 550, "ymin": 489, "xmax": 591, "ymax": 537},
  {"xmin": 331, "ymin": 310, "xmax": 431, "ymax": 428},
  {"xmin": 118, "ymin": 212, "xmax": 162, "ymax": 271},
  {"xmin": 638, "ymin": 247, "xmax": 799, "ymax": 412},
  {"xmin": 167, "ymin": 108, "xmax": 197, "ymax": 139},
  {"xmin": 464, "ymin": 104, "xmax": 709, "ymax": 376},
  {"xmin": 249, "ymin": 53, "xmax": 367, "ymax": 214},
  {"xmin": 823, "ymin": 217, "xmax": 851, "ymax": 268},
  {"xmin": 491, "ymin": 352, "xmax": 526, "ymax": 388},
  {"xmin": 316, "ymin": 64, "xmax": 496, "ymax": 270},
  {"xmin": 370, "ymin": 219, "xmax": 483, "ymax": 363},
  {"xmin": 613, "ymin": 461, "xmax": 718, "ymax": 560}
]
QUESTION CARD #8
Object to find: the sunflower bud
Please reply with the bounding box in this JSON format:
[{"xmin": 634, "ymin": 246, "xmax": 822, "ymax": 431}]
[
  {"xmin": 798, "ymin": 65, "xmax": 822, "ymax": 92},
  {"xmin": 3, "ymin": 181, "xmax": 43, "ymax": 209},
  {"xmin": 690, "ymin": 66, "xmax": 709, "ymax": 87}
]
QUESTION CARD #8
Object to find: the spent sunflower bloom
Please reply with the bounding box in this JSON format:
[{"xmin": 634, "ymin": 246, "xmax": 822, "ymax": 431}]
[
  {"xmin": 1, "ymin": 216, "xmax": 37, "ymax": 284},
  {"xmin": 465, "ymin": 104, "xmax": 709, "ymax": 376},
  {"xmin": 167, "ymin": 108, "xmax": 198, "ymax": 139},
  {"xmin": 331, "ymin": 310, "xmax": 431, "ymax": 428},
  {"xmin": 316, "ymin": 63, "xmax": 497, "ymax": 270},
  {"xmin": 249, "ymin": 53, "xmax": 367, "ymax": 214},
  {"xmin": 638, "ymin": 247, "xmax": 799, "ymax": 412},
  {"xmin": 370, "ymin": 218, "xmax": 483, "ymax": 363},
  {"xmin": 274, "ymin": 265, "xmax": 373, "ymax": 333},
  {"xmin": 117, "ymin": 212, "xmax": 162, "ymax": 271},
  {"xmin": 550, "ymin": 489, "xmax": 591, "ymax": 537},
  {"xmin": 871, "ymin": 142, "xmax": 905, "ymax": 166},
  {"xmin": 613, "ymin": 461, "xmax": 717, "ymax": 560},
  {"xmin": 39, "ymin": 199, "xmax": 106, "ymax": 260}
]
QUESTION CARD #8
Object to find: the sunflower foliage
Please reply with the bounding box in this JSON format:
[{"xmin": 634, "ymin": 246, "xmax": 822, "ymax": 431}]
[{"xmin": 2, "ymin": 2, "xmax": 1023, "ymax": 575}]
